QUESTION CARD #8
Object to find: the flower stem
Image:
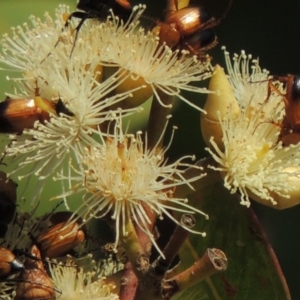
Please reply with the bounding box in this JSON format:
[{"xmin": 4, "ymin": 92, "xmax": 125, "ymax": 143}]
[
  {"xmin": 120, "ymin": 217, "xmax": 149, "ymax": 276},
  {"xmin": 119, "ymin": 204, "xmax": 156, "ymax": 299},
  {"xmin": 147, "ymin": 90, "xmax": 172, "ymax": 151},
  {"xmin": 119, "ymin": 262, "xmax": 138, "ymax": 300}
]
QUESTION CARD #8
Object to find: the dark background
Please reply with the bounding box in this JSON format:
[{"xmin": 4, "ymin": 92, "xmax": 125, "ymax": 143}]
[{"xmin": 0, "ymin": 0, "xmax": 299, "ymax": 298}]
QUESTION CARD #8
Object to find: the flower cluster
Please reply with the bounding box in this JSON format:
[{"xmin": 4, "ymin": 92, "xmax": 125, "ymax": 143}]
[
  {"xmin": 2, "ymin": 1, "xmax": 299, "ymax": 299},
  {"xmin": 203, "ymin": 48, "xmax": 300, "ymax": 208},
  {"xmin": 0, "ymin": 5, "xmax": 211, "ymax": 194},
  {"xmin": 55, "ymin": 118, "xmax": 208, "ymax": 254},
  {"xmin": 0, "ymin": 3, "xmax": 212, "ymax": 299}
]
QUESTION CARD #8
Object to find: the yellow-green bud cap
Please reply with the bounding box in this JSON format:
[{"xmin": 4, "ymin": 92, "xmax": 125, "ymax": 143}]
[{"xmin": 201, "ymin": 65, "xmax": 239, "ymax": 150}]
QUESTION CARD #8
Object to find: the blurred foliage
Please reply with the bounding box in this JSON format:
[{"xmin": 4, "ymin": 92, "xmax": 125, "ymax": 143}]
[{"xmin": 175, "ymin": 178, "xmax": 290, "ymax": 299}]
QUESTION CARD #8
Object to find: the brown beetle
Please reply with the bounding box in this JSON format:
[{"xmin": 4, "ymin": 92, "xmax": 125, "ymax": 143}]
[
  {"xmin": 159, "ymin": 6, "xmax": 216, "ymax": 52},
  {"xmin": 35, "ymin": 212, "xmax": 86, "ymax": 259},
  {"xmin": 14, "ymin": 245, "xmax": 56, "ymax": 300},
  {"xmin": 0, "ymin": 78, "xmax": 61, "ymax": 135},
  {"xmin": 0, "ymin": 171, "xmax": 17, "ymax": 237},
  {"xmin": 0, "ymin": 96, "xmax": 74, "ymax": 134},
  {"xmin": 0, "ymin": 79, "xmax": 74, "ymax": 134},
  {"xmin": 60, "ymin": 0, "xmax": 132, "ymax": 56},
  {"xmin": 0, "ymin": 248, "xmax": 24, "ymax": 279},
  {"xmin": 154, "ymin": 0, "xmax": 233, "ymax": 56},
  {"xmin": 277, "ymin": 75, "xmax": 300, "ymax": 145},
  {"xmin": 0, "ymin": 96, "xmax": 55, "ymax": 134},
  {"xmin": 69, "ymin": 0, "xmax": 132, "ymax": 27},
  {"xmin": 266, "ymin": 75, "xmax": 300, "ymax": 146}
]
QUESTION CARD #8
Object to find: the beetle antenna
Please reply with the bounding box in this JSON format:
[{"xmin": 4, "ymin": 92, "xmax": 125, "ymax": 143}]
[{"xmin": 215, "ymin": 0, "xmax": 233, "ymax": 25}]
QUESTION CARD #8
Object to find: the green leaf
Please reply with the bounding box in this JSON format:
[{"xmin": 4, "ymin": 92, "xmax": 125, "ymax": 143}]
[{"xmin": 173, "ymin": 178, "xmax": 291, "ymax": 300}]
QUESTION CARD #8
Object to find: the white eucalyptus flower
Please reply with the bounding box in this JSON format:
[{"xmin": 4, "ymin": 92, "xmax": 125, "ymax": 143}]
[
  {"xmin": 49, "ymin": 261, "xmax": 118, "ymax": 300},
  {"xmin": 0, "ymin": 282, "xmax": 15, "ymax": 300},
  {"xmin": 55, "ymin": 118, "xmax": 208, "ymax": 255},
  {"xmin": 95, "ymin": 19, "xmax": 213, "ymax": 110},
  {"xmin": 70, "ymin": 5, "xmax": 213, "ymax": 110},
  {"xmin": 206, "ymin": 49, "xmax": 300, "ymax": 208}
]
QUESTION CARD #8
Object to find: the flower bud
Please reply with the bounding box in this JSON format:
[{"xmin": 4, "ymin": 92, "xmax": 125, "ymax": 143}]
[{"xmin": 201, "ymin": 64, "xmax": 239, "ymax": 150}]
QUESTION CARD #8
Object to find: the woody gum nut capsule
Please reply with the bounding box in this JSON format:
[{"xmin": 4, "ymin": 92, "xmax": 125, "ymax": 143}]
[
  {"xmin": 249, "ymin": 166, "xmax": 300, "ymax": 210},
  {"xmin": 201, "ymin": 64, "xmax": 239, "ymax": 150}
]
